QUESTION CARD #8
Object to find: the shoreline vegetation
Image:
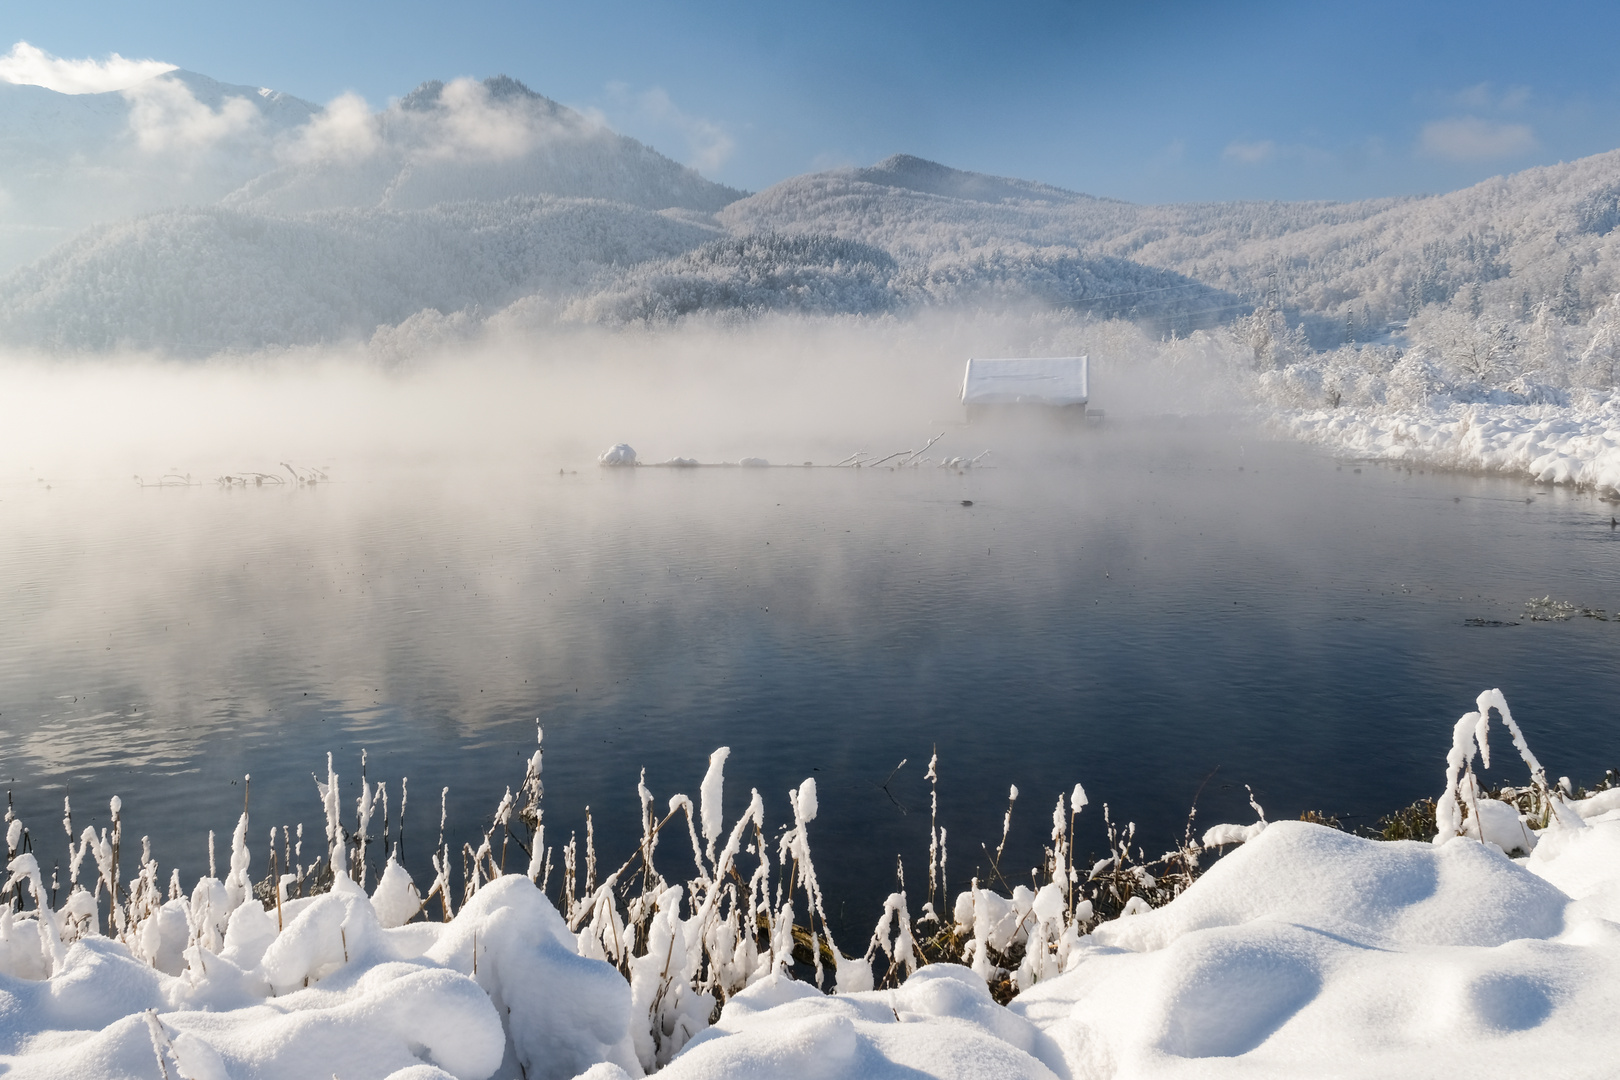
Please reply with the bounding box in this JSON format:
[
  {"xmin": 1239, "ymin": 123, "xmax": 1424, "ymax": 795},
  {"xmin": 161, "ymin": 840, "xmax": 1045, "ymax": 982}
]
[{"xmin": 2, "ymin": 689, "xmax": 1616, "ymax": 1078}]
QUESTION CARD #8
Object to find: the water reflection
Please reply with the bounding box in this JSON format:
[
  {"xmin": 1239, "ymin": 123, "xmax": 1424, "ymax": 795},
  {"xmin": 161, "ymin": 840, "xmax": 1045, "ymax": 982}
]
[{"xmin": 3, "ymin": 425, "xmax": 1618, "ymax": 933}]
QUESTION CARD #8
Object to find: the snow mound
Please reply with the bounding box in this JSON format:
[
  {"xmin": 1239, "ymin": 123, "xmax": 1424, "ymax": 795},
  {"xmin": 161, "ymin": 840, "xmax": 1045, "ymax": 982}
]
[
  {"xmin": 1011, "ymin": 820, "xmax": 1617, "ymax": 1079},
  {"xmin": 0, "ymin": 874, "xmax": 638, "ymax": 1080},
  {"xmin": 662, "ymin": 967, "xmax": 1068, "ymax": 1080},
  {"xmin": 1089, "ymin": 821, "xmax": 1569, "ymax": 953},
  {"xmin": 650, "ymin": 817, "xmax": 1620, "ymax": 1079},
  {"xmin": 599, "ymin": 444, "xmax": 637, "ymax": 466}
]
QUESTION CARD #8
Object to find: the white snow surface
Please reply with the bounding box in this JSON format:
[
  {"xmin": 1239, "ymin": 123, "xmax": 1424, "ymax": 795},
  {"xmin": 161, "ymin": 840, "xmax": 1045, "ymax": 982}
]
[
  {"xmin": 5, "ymin": 808, "xmax": 1619, "ymax": 1079},
  {"xmin": 1279, "ymin": 396, "xmax": 1620, "ymax": 490},
  {"xmin": 0, "ymin": 873, "xmax": 639, "ymax": 1080},
  {"xmin": 658, "ymin": 817, "xmax": 1620, "ymax": 1079}
]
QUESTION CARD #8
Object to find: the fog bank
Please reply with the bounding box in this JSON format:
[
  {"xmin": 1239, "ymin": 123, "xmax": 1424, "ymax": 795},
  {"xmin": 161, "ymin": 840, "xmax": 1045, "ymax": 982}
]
[{"xmin": 0, "ymin": 311, "xmax": 1240, "ymax": 483}]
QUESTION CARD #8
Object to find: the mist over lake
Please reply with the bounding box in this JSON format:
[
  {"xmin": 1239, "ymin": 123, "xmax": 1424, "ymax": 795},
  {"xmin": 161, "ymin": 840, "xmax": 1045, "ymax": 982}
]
[{"xmin": 8, "ymin": 401, "xmax": 1617, "ymax": 938}]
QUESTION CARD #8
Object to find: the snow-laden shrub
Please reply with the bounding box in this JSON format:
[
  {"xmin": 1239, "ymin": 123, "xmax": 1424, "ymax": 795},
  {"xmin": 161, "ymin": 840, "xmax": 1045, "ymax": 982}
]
[
  {"xmin": 1384, "ymin": 349, "xmax": 1453, "ymax": 409},
  {"xmin": 1256, "ymin": 362, "xmax": 1324, "ymax": 409},
  {"xmin": 1432, "ymin": 688, "xmax": 1586, "ymax": 855}
]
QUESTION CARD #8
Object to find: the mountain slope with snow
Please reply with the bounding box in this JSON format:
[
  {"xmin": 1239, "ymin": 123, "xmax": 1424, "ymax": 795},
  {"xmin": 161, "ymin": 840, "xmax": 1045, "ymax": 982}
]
[
  {"xmin": 0, "ymin": 71, "xmax": 739, "ymax": 280},
  {"xmin": 4, "ymin": 60, "xmax": 1620, "ymax": 356},
  {"xmin": 0, "ymin": 70, "xmax": 318, "ymax": 271},
  {"xmin": 0, "ymin": 197, "xmax": 720, "ymax": 353},
  {"xmin": 222, "ymin": 76, "xmax": 744, "ymax": 216},
  {"xmin": 726, "ymin": 151, "xmax": 1620, "ymax": 345}
]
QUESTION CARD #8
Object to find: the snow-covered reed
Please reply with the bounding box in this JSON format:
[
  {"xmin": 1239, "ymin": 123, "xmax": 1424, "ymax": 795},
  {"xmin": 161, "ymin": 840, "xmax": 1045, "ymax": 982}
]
[
  {"xmin": 0, "ymin": 687, "xmax": 1610, "ymax": 1077},
  {"xmin": 0, "ymin": 736, "xmax": 1208, "ymax": 1056}
]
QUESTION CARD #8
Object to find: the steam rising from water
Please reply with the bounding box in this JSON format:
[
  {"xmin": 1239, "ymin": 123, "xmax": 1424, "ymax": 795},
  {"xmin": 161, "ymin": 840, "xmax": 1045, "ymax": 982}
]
[
  {"xmin": 7, "ymin": 311, "xmax": 1620, "ymax": 924},
  {"xmin": 0, "ymin": 312, "xmax": 1234, "ymax": 483}
]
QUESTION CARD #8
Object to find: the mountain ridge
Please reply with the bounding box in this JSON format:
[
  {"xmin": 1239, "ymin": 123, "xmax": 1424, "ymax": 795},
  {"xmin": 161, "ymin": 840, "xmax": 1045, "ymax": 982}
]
[{"xmin": 3, "ymin": 62, "xmax": 1620, "ymax": 354}]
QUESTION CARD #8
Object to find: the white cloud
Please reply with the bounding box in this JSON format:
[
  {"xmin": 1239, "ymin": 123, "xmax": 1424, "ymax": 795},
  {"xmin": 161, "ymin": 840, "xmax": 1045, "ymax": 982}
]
[
  {"xmin": 1449, "ymin": 82, "xmax": 1531, "ymax": 112},
  {"xmin": 275, "ymin": 78, "xmax": 650, "ymax": 172},
  {"xmin": 429, "ymin": 77, "xmax": 547, "ymax": 161},
  {"xmin": 281, "ymin": 92, "xmax": 381, "ymax": 164},
  {"xmin": 1223, "ymin": 140, "xmax": 1276, "ymax": 164},
  {"xmin": 1419, "ymin": 116, "xmax": 1537, "ymax": 161},
  {"xmin": 1451, "ymin": 82, "xmax": 1493, "ymax": 110},
  {"xmin": 1498, "ymin": 85, "xmax": 1532, "ymax": 112},
  {"xmin": 278, "ymin": 79, "xmax": 573, "ymax": 168},
  {"xmin": 600, "ymin": 83, "xmax": 735, "ymax": 175},
  {"xmin": 0, "ymin": 41, "xmax": 174, "ymax": 94},
  {"xmin": 122, "ymin": 77, "xmax": 260, "ymax": 152}
]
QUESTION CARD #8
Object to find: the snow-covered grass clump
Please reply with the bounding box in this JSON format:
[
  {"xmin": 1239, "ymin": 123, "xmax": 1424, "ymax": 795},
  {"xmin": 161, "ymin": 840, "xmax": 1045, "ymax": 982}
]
[{"xmin": 3, "ymin": 691, "xmax": 1618, "ymax": 1078}]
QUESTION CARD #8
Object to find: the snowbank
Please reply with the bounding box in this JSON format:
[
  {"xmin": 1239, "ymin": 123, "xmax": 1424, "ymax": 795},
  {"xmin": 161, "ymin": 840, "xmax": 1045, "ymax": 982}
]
[{"xmin": 1279, "ymin": 396, "xmax": 1620, "ymax": 490}]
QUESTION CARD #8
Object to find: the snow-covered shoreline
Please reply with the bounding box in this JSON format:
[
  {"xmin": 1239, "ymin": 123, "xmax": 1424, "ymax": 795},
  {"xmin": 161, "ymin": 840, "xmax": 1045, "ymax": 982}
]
[
  {"xmin": 3, "ymin": 691, "xmax": 1618, "ymax": 1079},
  {"xmin": 1275, "ymin": 396, "xmax": 1620, "ymax": 492}
]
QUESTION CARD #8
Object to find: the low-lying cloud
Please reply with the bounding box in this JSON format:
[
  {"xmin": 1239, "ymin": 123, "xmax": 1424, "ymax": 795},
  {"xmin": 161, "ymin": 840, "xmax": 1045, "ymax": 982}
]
[
  {"xmin": 1419, "ymin": 116, "xmax": 1537, "ymax": 161},
  {"xmin": 1223, "ymin": 140, "xmax": 1276, "ymax": 165},
  {"xmin": 0, "ymin": 40, "xmax": 175, "ymax": 95},
  {"xmin": 597, "ymin": 83, "xmax": 736, "ymax": 175},
  {"xmin": 1448, "ymin": 82, "xmax": 1532, "ymax": 113},
  {"xmin": 639, "ymin": 86, "xmax": 735, "ymax": 175},
  {"xmin": 279, "ymin": 91, "xmax": 381, "ymax": 164},
  {"xmin": 272, "ymin": 76, "xmax": 644, "ymax": 167},
  {"xmin": 0, "ymin": 310, "xmax": 1230, "ymax": 481},
  {"xmin": 153, "ymin": 74, "xmax": 646, "ymax": 169},
  {"xmin": 122, "ymin": 77, "xmax": 262, "ymax": 152}
]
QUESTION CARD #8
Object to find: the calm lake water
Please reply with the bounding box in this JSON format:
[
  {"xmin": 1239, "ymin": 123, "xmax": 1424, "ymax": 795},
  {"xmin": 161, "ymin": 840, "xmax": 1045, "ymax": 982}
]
[{"xmin": 4, "ymin": 421, "xmax": 1619, "ymax": 935}]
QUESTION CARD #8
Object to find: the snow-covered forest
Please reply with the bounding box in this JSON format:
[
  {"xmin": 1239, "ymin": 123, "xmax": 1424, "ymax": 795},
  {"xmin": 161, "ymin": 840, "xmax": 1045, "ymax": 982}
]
[{"xmin": 6, "ymin": 65, "xmax": 1620, "ymax": 389}]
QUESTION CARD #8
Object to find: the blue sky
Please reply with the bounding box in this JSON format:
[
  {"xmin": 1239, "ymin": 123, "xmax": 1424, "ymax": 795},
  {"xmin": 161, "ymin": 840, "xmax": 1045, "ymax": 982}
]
[{"xmin": 8, "ymin": 0, "xmax": 1620, "ymax": 203}]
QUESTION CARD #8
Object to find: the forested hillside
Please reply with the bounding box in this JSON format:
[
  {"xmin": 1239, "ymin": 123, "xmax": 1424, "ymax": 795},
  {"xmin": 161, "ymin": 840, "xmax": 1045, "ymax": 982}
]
[
  {"xmin": 727, "ymin": 152, "xmax": 1620, "ymax": 347},
  {"xmin": 0, "ymin": 70, "xmax": 318, "ymax": 270},
  {"xmin": 0, "ymin": 197, "xmax": 719, "ymax": 353},
  {"xmin": 3, "ymin": 64, "xmax": 1620, "ymax": 373}
]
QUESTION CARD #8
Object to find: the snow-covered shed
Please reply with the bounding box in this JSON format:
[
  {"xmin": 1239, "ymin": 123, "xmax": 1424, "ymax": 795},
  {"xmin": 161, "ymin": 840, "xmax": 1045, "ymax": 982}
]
[{"xmin": 960, "ymin": 356, "xmax": 1089, "ymax": 421}]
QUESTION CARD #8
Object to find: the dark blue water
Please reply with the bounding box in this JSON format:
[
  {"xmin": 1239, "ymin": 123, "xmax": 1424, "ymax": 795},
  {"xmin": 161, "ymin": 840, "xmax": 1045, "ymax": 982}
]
[{"xmin": 4, "ymin": 422, "xmax": 1618, "ymax": 935}]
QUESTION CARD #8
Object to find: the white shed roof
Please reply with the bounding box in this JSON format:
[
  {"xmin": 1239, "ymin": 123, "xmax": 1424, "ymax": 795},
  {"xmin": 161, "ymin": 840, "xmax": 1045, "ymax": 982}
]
[{"xmin": 961, "ymin": 356, "xmax": 1089, "ymax": 407}]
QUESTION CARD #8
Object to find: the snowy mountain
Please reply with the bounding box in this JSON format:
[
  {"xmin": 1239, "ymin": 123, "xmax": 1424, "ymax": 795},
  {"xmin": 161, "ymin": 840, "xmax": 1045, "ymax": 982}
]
[
  {"xmin": 725, "ymin": 151, "xmax": 1620, "ymax": 346},
  {"xmin": 0, "ymin": 197, "xmax": 720, "ymax": 353},
  {"xmin": 0, "ymin": 70, "xmax": 739, "ymax": 280},
  {"xmin": 222, "ymin": 76, "xmax": 743, "ymax": 215},
  {"xmin": 0, "ymin": 71, "xmax": 318, "ymax": 271},
  {"xmin": 3, "ymin": 61, "xmax": 1620, "ymax": 356}
]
